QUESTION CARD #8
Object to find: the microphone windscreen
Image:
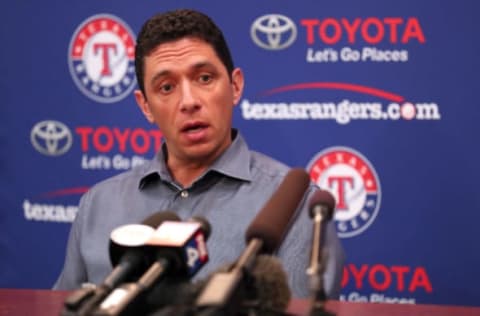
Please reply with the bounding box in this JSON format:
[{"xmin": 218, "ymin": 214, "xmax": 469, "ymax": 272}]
[
  {"xmin": 308, "ymin": 190, "xmax": 335, "ymax": 220},
  {"xmin": 142, "ymin": 211, "xmax": 181, "ymax": 227},
  {"xmin": 145, "ymin": 277, "xmax": 209, "ymax": 314},
  {"xmin": 246, "ymin": 168, "xmax": 310, "ymax": 252},
  {"xmin": 189, "ymin": 257, "xmax": 290, "ymax": 316},
  {"xmin": 250, "ymin": 255, "xmax": 291, "ymax": 313}
]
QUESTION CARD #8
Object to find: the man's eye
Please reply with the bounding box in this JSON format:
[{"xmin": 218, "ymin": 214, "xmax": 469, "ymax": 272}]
[
  {"xmin": 160, "ymin": 83, "xmax": 173, "ymax": 93},
  {"xmin": 199, "ymin": 74, "xmax": 213, "ymax": 84}
]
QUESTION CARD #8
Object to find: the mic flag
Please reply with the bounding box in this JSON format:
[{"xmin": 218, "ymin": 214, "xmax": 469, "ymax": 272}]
[
  {"xmin": 146, "ymin": 220, "xmax": 209, "ymax": 277},
  {"xmin": 195, "ymin": 168, "xmax": 310, "ymax": 315},
  {"xmin": 108, "ymin": 211, "xmax": 181, "ymax": 284},
  {"xmin": 93, "ymin": 217, "xmax": 211, "ymax": 316},
  {"xmin": 61, "ymin": 211, "xmax": 180, "ymax": 316}
]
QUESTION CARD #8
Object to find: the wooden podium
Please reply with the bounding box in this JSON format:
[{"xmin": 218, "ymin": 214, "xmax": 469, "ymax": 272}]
[{"xmin": 1, "ymin": 288, "xmax": 479, "ymax": 316}]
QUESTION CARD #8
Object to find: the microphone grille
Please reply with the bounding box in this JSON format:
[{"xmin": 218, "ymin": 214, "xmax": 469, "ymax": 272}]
[
  {"xmin": 250, "ymin": 255, "xmax": 291, "ymax": 312},
  {"xmin": 246, "ymin": 168, "xmax": 310, "ymax": 253},
  {"xmin": 308, "ymin": 190, "xmax": 335, "ymax": 220}
]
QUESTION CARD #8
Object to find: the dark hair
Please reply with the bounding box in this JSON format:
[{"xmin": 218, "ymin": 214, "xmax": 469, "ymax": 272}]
[{"xmin": 134, "ymin": 9, "xmax": 235, "ymax": 95}]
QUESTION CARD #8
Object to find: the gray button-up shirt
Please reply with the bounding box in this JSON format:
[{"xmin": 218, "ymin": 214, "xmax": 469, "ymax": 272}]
[{"xmin": 54, "ymin": 130, "xmax": 345, "ymax": 298}]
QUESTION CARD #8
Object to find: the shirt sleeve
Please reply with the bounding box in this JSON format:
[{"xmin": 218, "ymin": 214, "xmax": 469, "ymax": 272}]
[{"xmin": 52, "ymin": 192, "xmax": 89, "ymax": 290}]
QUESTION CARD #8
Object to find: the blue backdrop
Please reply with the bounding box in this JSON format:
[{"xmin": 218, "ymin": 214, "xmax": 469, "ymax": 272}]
[{"xmin": 1, "ymin": 0, "xmax": 479, "ymax": 307}]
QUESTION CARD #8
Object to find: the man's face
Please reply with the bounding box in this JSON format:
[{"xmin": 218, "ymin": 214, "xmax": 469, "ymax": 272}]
[{"xmin": 135, "ymin": 37, "xmax": 244, "ymax": 166}]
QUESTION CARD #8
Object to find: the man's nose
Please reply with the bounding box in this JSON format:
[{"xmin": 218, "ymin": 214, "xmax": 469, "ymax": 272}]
[{"xmin": 179, "ymin": 81, "xmax": 200, "ymax": 112}]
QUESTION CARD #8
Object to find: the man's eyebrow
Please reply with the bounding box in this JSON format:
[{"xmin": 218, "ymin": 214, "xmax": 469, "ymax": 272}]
[
  {"xmin": 192, "ymin": 61, "xmax": 216, "ymax": 70},
  {"xmin": 149, "ymin": 61, "xmax": 219, "ymax": 86},
  {"xmin": 150, "ymin": 70, "xmax": 171, "ymax": 87}
]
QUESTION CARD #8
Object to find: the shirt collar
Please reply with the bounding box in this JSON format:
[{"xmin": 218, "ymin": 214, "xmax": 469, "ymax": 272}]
[{"xmin": 138, "ymin": 129, "xmax": 252, "ymax": 189}]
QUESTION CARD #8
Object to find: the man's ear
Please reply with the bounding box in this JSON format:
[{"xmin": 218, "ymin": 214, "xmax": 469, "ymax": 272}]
[
  {"xmin": 134, "ymin": 90, "xmax": 155, "ymax": 123},
  {"xmin": 231, "ymin": 68, "xmax": 245, "ymax": 105}
]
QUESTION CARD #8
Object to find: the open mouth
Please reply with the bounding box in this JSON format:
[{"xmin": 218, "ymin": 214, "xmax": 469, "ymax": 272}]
[{"xmin": 181, "ymin": 121, "xmax": 208, "ymax": 134}]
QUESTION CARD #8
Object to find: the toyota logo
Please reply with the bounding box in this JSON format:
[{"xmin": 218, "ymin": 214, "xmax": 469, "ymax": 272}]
[
  {"xmin": 31, "ymin": 120, "xmax": 73, "ymax": 156},
  {"xmin": 251, "ymin": 14, "xmax": 297, "ymax": 50}
]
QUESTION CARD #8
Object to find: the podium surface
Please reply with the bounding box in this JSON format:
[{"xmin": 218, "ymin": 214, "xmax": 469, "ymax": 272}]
[{"xmin": 1, "ymin": 288, "xmax": 479, "ymax": 316}]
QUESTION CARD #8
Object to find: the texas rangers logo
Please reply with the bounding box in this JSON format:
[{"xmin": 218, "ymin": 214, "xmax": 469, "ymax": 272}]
[
  {"xmin": 307, "ymin": 147, "xmax": 381, "ymax": 238},
  {"xmin": 68, "ymin": 14, "xmax": 136, "ymax": 103}
]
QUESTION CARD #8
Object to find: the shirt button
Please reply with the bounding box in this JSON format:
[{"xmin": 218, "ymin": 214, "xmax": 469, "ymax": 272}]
[{"xmin": 180, "ymin": 190, "xmax": 189, "ymax": 198}]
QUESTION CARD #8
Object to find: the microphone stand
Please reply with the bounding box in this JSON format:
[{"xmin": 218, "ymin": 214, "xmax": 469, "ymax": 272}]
[{"xmin": 306, "ymin": 208, "xmax": 335, "ymax": 316}]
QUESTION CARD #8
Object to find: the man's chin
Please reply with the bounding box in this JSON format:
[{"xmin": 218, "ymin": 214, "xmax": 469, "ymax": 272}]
[{"xmin": 182, "ymin": 143, "xmax": 228, "ymax": 164}]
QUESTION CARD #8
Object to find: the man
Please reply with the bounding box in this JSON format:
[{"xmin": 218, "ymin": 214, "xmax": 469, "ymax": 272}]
[{"xmin": 54, "ymin": 9, "xmax": 345, "ymax": 299}]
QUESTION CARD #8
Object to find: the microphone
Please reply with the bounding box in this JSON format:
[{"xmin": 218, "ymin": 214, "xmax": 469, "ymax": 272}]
[
  {"xmin": 195, "ymin": 168, "xmax": 310, "ymax": 316},
  {"xmin": 245, "ymin": 168, "xmax": 311, "ymax": 253},
  {"xmin": 92, "ymin": 217, "xmax": 211, "ymax": 316},
  {"xmin": 108, "ymin": 212, "xmax": 182, "ymax": 285},
  {"xmin": 143, "ymin": 278, "xmax": 209, "ymax": 316},
  {"xmin": 306, "ymin": 190, "xmax": 336, "ymax": 316},
  {"xmin": 61, "ymin": 211, "xmax": 180, "ymax": 316},
  {"xmin": 149, "ymin": 255, "xmax": 292, "ymax": 316},
  {"xmin": 241, "ymin": 255, "xmax": 292, "ymax": 316}
]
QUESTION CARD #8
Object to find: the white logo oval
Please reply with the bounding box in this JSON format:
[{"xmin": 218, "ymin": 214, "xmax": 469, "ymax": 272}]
[
  {"xmin": 31, "ymin": 120, "xmax": 73, "ymax": 156},
  {"xmin": 251, "ymin": 14, "xmax": 297, "ymax": 50},
  {"xmin": 68, "ymin": 14, "xmax": 137, "ymax": 103},
  {"xmin": 110, "ymin": 224, "xmax": 155, "ymax": 247}
]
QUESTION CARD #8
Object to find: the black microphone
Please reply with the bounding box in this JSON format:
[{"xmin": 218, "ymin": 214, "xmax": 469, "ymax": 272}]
[
  {"xmin": 306, "ymin": 190, "xmax": 336, "ymax": 316},
  {"xmin": 149, "ymin": 255, "xmax": 292, "ymax": 316},
  {"xmin": 92, "ymin": 216, "xmax": 211, "ymax": 316},
  {"xmin": 108, "ymin": 212, "xmax": 182, "ymax": 285},
  {"xmin": 241, "ymin": 255, "xmax": 292, "ymax": 316},
  {"xmin": 195, "ymin": 168, "xmax": 310, "ymax": 316},
  {"xmin": 61, "ymin": 211, "xmax": 180, "ymax": 316},
  {"xmin": 144, "ymin": 278, "xmax": 209, "ymax": 316}
]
